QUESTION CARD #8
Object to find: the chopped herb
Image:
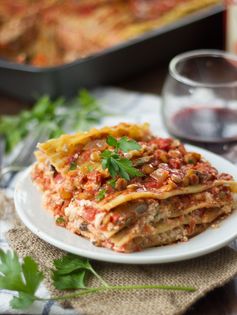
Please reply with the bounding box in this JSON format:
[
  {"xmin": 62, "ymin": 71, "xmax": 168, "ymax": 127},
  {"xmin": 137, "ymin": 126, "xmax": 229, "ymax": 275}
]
[
  {"xmin": 0, "ymin": 249, "xmax": 196, "ymax": 310},
  {"xmin": 96, "ymin": 189, "xmax": 106, "ymax": 201},
  {"xmin": 69, "ymin": 161, "xmax": 77, "ymax": 171},
  {"xmin": 107, "ymin": 178, "xmax": 116, "ymax": 189},
  {"xmin": 188, "ymin": 159, "xmax": 194, "ymax": 164},
  {"xmin": 56, "ymin": 217, "xmax": 65, "ymax": 224},
  {"xmin": 87, "ymin": 165, "xmax": 94, "ymax": 172}
]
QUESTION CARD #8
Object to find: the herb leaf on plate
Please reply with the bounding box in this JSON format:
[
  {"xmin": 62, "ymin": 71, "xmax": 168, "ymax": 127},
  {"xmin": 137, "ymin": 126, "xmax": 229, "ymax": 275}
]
[
  {"xmin": 107, "ymin": 135, "xmax": 141, "ymax": 153},
  {"xmin": 96, "ymin": 188, "xmax": 106, "ymax": 201},
  {"xmin": 101, "ymin": 136, "xmax": 143, "ymax": 180}
]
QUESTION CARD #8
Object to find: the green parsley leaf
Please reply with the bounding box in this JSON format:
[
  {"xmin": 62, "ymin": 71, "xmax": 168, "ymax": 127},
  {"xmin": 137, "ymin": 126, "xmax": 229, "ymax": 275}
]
[
  {"xmin": 78, "ymin": 89, "xmax": 98, "ymax": 110},
  {"xmin": 107, "ymin": 135, "xmax": 118, "ymax": 148},
  {"xmin": 72, "ymin": 89, "xmax": 106, "ymax": 132},
  {"xmin": 106, "ymin": 135, "xmax": 141, "ymax": 153},
  {"xmin": 87, "ymin": 165, "xmax": 94, "ymax": 172},
  {"xmin": 53, "ymin": 254, "xmax": 91, "ymax": 275},
  {"xmin": 100, "ymin": 150, "xmax": 143, "ymax": 180},
  {"xmin": 21, "ymin": 256, "xmax": 44, "ymax": 294},
  {"xmin": 117, "ymin": 137, "xmax": 141, "ymax": 152},
  {"xmin": 116, "ymin": 158, "xmax": 143, "ymax": 179},
  {"xmin": 0, "ymin": 249, "xmax": 43, "ymax": 309},
  {"xmin": 0, "ymin": 250, "xmax": 43, "ymax": 294},
  {"xmin": 0, "ymin": 250, "xmax": 23, "ymax": 292},
  {"xmin": 0, "ymin": 89, "xmax": 107, "ymax": 154},
  {"xmin": 5, "ymin": 129, "xmax": 22, "ymax": 153},
  {"xmin": 53, "ymin": 271, "xmax": 87, "ymax": 290},
  {"xmin": 52, "ymin": 254, "xmax": 109, "ymax": 289},
  {"xmin": 107, "ymin": 178, "xmax": 116, "ymax": 188},
  {"xmin": 69, "ymin": 161, "xmax": 77, "ymax": 171},
  {"xmin": 1, "ymin": 250, "xmax": 195, "ymax": 310},
  {"xmin": 56, "ymin": 217, "xmax": 65, "ymax": 224},
  {"xmin": 101, "ymin": 150, "xmax": 119, "ymax": 177},
  {"xmin": 101, "ymin": 136, "xmax": 143, "ymax": 180},
  {"xmin": 108, "ymin": 162, "xmax": 117, "ymax": 178},
  {"xmin": 10, "ymin": 293, "xmax": 36, "ymax": 310},
  {"xmin": 96, "ymin": 189, "xmax": 106, "ymax": 201},
  {"xmin": 100, "ymin": 150, "xmax": 116, "ymax": 159}
]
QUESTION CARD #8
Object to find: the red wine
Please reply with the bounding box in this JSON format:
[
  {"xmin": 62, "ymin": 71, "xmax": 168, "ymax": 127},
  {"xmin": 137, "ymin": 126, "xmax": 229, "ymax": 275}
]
[{"xmin": 169, "ymin": 107, "xmax": 237, "ymax": 143}]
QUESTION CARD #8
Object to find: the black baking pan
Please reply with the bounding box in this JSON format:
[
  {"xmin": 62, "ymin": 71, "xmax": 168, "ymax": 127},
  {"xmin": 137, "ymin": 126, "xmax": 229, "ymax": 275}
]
[{"xmin": 0, "ymin": 4, "xmax": 224, "ymax": 101}]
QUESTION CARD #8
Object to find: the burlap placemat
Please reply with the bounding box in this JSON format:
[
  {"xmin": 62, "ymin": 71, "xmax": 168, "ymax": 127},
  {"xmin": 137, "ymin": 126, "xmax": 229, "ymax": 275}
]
[{"xmin": 5, "ymin": 218, "xmax": 237, "ymax": 315}]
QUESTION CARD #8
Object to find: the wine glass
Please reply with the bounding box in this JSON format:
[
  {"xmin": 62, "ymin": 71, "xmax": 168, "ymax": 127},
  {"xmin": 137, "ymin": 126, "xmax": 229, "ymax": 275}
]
[{"xmin": 161, "ymin": 50, "xmax": 237, "ymax": 156}]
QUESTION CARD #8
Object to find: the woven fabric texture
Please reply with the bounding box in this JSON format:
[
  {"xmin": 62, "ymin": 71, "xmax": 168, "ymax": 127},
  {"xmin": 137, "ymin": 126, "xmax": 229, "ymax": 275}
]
[{"xmin": 7, "ymin": 222, "xmax": 237, "ymax": 315}]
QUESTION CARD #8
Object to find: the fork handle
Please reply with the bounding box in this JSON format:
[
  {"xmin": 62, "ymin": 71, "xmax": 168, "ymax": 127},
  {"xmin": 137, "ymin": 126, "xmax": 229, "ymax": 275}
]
[
  {"xmin": 0, "ymin": 165, "xmax": 25, "ymax": 178},
  {"xmin": 0, "ymin": 166, "xmax": 26, "ymax": 188}
]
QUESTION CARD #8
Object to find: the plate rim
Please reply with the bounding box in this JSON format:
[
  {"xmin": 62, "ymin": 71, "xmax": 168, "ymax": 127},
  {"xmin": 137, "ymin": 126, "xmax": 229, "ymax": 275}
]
[{"xmin": 14, "ymin": 144, "xmax": 237, "ymax": 264}]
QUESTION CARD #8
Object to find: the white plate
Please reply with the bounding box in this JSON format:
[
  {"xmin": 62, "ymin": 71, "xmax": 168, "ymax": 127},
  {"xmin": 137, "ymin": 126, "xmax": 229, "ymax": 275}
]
[{"xmin": 14, "ymin": 144, "xmax": 237, "ymax": 264}]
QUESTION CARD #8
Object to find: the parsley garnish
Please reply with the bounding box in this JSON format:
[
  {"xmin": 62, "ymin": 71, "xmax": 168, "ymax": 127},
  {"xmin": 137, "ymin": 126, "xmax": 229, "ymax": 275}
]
[
  {"xmin": 69, "ymin": 161, "xmax": 77, "ymax": 171},
  {"xmin": 96, "ymin": 189, "xmax": 106, "ymax": 201},
  {"xmin": 0, "ymin": 89, "xmax": 106, "ymax": 153},
  {"xmin": 56, "ymin": 217, "xmax": 65, "ymax": 224},
  {"xmin": 87, "ymin": 165, "xmax": 94, "ymax": 172},
  {"xmin": 101, "ymin": 136, "xmax": 143, "ymax": 181},
  {"xmin": 107, "ymin": 178, "xmax": 116, "ymax": 189},
  {"xmin": 0, "ymin": 249, "xmax": 195, "ymax": 310},
  {"xmin": 107, "ymin": 135, "xmax": 141, "ymax": 153}
]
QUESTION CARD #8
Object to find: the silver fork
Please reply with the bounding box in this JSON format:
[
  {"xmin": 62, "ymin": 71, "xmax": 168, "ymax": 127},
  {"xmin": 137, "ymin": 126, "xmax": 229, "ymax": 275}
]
[{"xmin": 0, "ymin": 125, "xmax": 50, "ymax": 187}]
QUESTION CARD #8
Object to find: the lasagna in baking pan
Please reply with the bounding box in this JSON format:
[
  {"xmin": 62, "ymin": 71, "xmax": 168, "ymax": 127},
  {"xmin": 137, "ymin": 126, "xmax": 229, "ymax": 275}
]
[
  {"xmin": 0, "ymin": 0, "xmax": 220, "ymax": 66},
  {"xmin": 31, "ymin": 123, "xmax": 237, "ymax": 252}
]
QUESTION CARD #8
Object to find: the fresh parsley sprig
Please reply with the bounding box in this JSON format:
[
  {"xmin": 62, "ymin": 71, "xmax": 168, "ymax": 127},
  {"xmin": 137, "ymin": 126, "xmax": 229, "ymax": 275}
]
[
  {"xmin": 0, "ymin": 249, "xmax": 196, "ymax": 310},
  {"xmin": 101, "ymin": 136, "xmax": 143, "ymax": 181},
  {"xmin": 0, "ymin": 89, "xmax": 106, "ymax": 153},
  {"xmin": 0, "ymin": 250, "xmax": 43, "ymax": 309},
  {"xmin": 95, "ymin": 189, "xmax": 106, "ymax": 201}
]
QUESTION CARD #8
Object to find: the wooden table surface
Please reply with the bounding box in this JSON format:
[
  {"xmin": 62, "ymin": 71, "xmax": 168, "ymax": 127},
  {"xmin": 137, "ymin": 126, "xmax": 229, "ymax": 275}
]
[{"xmin": 1, "ymin": 63, "xmax": 237, "ymax": 315}]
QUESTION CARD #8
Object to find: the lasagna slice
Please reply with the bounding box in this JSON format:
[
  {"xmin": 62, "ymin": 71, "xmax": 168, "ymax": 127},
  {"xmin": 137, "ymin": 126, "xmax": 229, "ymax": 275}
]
[
  {"xmin": 0, "ymin": 0, "xmax": 220, "ymax": 66},
  {"xmin": 32, "ymin": 123, "xmax": 237, "ymax": 253}
]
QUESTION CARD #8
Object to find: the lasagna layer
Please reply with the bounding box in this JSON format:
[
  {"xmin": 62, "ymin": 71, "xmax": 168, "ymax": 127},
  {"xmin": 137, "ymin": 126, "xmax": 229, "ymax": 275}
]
[{"xmin": 32, "ymin": 123, "xmax": 236, "ymax": 253}]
